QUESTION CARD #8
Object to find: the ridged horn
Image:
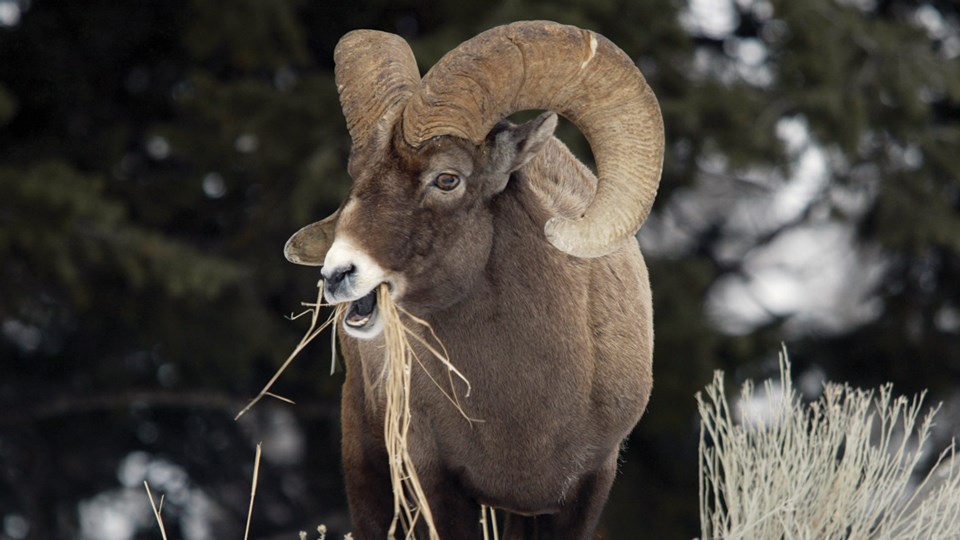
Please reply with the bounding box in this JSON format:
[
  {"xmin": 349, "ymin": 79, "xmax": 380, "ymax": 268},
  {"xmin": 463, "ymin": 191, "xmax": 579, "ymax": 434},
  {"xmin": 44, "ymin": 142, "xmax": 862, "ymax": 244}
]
[
  {"xmin": 286, "ymin": 32, "xmax": 419, "ymax": 266},
  {"xmin": 334, "ymin": 30, "xmax": 421, "ymax": 149},
  {"xmin": 401, "ymin": 21, "xmax": 664, "ymax": 258}
]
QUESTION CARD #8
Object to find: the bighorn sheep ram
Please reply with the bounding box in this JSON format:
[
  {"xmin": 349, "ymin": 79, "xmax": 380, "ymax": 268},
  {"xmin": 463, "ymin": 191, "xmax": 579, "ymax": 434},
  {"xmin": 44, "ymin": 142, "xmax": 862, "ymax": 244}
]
[{"xmin": 284, "ymin": 21, "xmax": 663, "ymax": 538}]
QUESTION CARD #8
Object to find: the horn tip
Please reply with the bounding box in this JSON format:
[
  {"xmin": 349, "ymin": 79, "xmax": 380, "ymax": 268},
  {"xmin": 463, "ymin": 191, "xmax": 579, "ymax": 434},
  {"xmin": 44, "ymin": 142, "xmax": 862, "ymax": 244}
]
[{"xmin": 544, "ymin": 217, "xmax": 620, "ymax": 259}]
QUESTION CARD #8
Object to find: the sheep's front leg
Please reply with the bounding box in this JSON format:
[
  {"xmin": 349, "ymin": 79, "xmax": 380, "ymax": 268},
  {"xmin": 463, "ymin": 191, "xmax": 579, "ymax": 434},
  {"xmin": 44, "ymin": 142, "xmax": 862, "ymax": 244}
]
[
  {"xmin": 342, "ymin": 433, "xmax": 482, "ymax": 538},
  {"xmin": 502, "ymin": 451, "xmax": 618, "ymax": 540},
  {"xmin": 341, "ymin": 380, "xmax": 394, "ymax": 538},
  {"xmin": 418, "ymin": 471, "xmax": 487, "ymax": 539}
]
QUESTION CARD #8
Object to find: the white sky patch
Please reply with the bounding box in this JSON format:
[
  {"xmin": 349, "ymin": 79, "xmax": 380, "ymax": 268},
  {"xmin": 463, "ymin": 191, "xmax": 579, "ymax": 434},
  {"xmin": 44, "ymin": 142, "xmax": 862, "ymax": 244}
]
[
  {"xmin": 146, "ymin": 135, "xmax": 170, "ymax": 160},
  {"xmin": 734, "ymin": 38, "xmax": 766, "ymax": 66},
  {"xmin": 886, "ymin": 141, "xmax": 924, "ymax": 171},
  {"xmin": 776, "ymin": 116, "xmax": 808, "ymax": 154},
  {"xmin": 692, "ymin": 45, "xmax": 738, "ymax": 85},
  {"xmin": 686, "ymin": 23, "xmax": 774, "ymax": 87},
  {"xmin": 1, "ymin": 319, "xmax": 42, "ymax": 352},
  {"xmin": 771, "ymin": 146, "xmax": 828, "ymax": 220},
  {"xmin": 78, "ymin": 489, "xmax": 152, "ymax": 540},
  {"xmin": 0, "ymin": 1, "xmax": 21, "ymax": 26},
  {"xmin": 943, "ymin": 36, "xmax": 960, "ymax": 60},
  {"xmin": 737, "ymin": 0, "xmax": 773, "ymax": 20},
  {"xmin": 639, "ymin": 159, "xmax": 781, "ymax": 260},
  {"xmin": 681, "ymin": 0, "xmax": 781, "ymax": 87},
  {"xmin": 202, "ymin": 172, "xmax": 227, "ymax": 199},
  {"xmin": 726, "ymin": 37, "xmax": 773, "ymax": 87},
  {"xmin": 914, "ymin": 5, "xmax": 948, "ymax": 39},
  {"xmin": 78, "ymin": 485, "xmax": 222, "ymax": 540},
  {"xmin": 3, "ymin": 515, "xmax": 29, "ymax": 539},
  {"xmin": 797, "ymin": 364, "xmax": 827, "ymax": 398},
  {"xmin": 238, "ymin": 405, "xmax": 306, "ymax": 466},
  {"xmin": 681, "ymin": 0, "xmax": 739, "ymax": 39},
  {"xmin": 707, "ymin": 224, "xmax": 885, "ymax": 335},
  {"xmin": 916, "ymin": 5, "xmax": 960, "ymax": 59},
  {"xmin": 641, "ymin": 114, "xmax": 886, "ymax": 337},
  {"xmin": 837, "ymin": 0, "xmax": 878, "ymax": 12},
  {"xmin": 235, "ymin": 133, "xmax": 259, "ymax": 153},
  {"xmin": 935, "ymin": 306, "xmax": 960, "ymax": 334}
]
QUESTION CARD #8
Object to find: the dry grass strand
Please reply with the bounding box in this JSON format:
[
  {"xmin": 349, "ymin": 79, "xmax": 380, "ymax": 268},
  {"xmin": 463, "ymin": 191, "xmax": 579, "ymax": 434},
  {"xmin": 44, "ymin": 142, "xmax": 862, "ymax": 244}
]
[
  {"xmin": 244, "ymin": 442, "xmax": 262, "ymax": 540},
  {"xmin": 144, "ymin": 481, "xmax": 168, "ymax": 540},
  {"xmin": 480, "ymin": 505, "xmax": 500, "ymax": 540},
  {"xmin": 236, "ymin": 284, "xmax": 336, "ymax": 421}
]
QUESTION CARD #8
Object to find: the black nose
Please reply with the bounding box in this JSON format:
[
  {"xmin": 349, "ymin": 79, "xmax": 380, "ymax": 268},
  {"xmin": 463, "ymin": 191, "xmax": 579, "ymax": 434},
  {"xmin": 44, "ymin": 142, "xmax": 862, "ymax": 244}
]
[{"xmin": 322, "ymin": 264, "xmax": 355, "ymax": 292}]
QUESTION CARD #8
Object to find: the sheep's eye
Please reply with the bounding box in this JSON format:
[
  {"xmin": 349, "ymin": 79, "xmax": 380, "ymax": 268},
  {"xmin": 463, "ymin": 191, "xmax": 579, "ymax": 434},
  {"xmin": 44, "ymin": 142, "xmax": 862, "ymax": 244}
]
[{"xmin": 432, "ymin": 173, "xmax": 461, "ymax": 191}]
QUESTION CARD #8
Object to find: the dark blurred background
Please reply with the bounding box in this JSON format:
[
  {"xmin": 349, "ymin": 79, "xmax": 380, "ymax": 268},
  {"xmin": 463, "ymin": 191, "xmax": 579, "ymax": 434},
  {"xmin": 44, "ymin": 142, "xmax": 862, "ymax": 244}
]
[{"xmin": 1, "ymin": 0, "xmax": 958, "ymax": 538}]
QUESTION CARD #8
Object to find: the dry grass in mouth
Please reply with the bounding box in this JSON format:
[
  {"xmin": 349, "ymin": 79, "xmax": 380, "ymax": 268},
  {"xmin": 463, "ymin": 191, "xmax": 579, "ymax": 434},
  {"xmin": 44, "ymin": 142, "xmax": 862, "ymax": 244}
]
[
  {"xmin": 237, "ymin": 281, "xmax": 479, "ymax": 539},
  {"xmin": 375, "ymin": 283, "xmax": 476, "ymax": 539},
  {"xmin": 148, "ymin": 281, "xmax": 490, "ymax": 539}
]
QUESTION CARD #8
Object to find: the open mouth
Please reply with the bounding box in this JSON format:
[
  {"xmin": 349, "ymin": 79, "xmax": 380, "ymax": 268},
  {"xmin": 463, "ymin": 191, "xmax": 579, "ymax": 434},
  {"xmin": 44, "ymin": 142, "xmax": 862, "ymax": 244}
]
[{"xmin": 344, "ymin": 289, "xmax": 378, "ymax": 329}]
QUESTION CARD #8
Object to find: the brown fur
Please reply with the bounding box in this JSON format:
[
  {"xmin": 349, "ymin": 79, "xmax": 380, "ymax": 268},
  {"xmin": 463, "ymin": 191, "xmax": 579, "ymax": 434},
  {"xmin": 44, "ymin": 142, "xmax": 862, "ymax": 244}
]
[{"xmin": 330, "ymin": 119, "xmax": 653, "ymax": 539}]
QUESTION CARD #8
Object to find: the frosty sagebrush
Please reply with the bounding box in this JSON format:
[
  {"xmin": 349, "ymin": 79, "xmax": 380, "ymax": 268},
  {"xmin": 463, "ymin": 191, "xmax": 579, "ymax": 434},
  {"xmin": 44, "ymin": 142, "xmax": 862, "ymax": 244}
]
[{"xmin": 697, "ymin": 352, "xmax": 960, "ymax": 540}]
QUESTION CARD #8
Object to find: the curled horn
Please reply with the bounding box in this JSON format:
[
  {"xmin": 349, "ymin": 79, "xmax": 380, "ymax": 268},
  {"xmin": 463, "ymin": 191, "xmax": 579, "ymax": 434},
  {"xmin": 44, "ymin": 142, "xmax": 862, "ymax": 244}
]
[
  {"xmin": 335, "ymin": 29, "xmax": 421, "ymax": 153},
  {"xmin": 401, "ymin": 21, "xmax": 664, "ymax": 258},
  {"xmin": 285, "ymin": 31, "xmax": 420, "ymax": 266}
]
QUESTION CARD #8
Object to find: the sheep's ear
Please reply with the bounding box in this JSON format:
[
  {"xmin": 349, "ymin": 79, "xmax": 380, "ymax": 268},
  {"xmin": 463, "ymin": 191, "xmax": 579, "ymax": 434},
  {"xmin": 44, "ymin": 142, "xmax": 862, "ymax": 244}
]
[
  {"xmin": 284, "ymin": 209, "xmax": 339, "ymax": 266},
  {"xmin": 489, "ymin": 112, "xmax": 557, "ymax": 173}
]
